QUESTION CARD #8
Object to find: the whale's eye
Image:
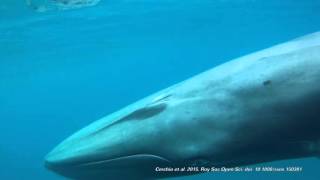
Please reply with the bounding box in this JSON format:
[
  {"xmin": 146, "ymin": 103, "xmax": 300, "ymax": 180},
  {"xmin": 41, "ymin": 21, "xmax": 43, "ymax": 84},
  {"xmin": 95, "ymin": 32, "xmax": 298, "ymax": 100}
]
[
  {"xmin": 116, "ymin": 93, "xmax": 172, "ymax": 123},
  {"xmin": 94, "ymin": 94, "xmax": 171, "ymax": 134},
  {"xmin": 263, "ymin": 80, "xmax": 272, "ymax": 86},
  {"xmin": 121, "ymin": 103, "xmax": 167, "ymax": 121},
  {"xmin": 114, "ymin": 94, "xmax": 172, "ymax": 123}
]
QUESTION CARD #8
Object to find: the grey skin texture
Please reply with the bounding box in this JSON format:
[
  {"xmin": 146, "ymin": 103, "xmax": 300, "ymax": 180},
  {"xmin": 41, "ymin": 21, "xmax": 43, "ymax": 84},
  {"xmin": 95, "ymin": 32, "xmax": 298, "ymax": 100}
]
[{"xmin": 45, "ymin": 32, "xmax": 320, "ymax": 180}]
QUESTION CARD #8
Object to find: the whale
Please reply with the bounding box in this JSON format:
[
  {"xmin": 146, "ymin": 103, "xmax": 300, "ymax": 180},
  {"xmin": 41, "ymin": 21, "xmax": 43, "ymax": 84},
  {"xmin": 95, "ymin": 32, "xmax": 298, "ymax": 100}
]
[{"xmin": 45, "ymin": 31, "xmax": 320, "ymax": 179}]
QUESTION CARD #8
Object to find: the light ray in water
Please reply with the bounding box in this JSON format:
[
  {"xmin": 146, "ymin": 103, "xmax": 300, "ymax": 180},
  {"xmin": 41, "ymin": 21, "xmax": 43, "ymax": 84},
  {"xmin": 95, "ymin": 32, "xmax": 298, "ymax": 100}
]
[{"xmin": 25, "ymin": 0, "xmax": 101, "ymax": 12}]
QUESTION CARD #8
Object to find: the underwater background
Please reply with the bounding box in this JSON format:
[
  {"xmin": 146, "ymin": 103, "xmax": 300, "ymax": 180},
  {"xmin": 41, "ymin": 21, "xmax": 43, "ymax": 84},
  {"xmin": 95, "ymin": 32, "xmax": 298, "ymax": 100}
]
[{"xmin": 1, "ymin": 0, "xmax": 320, "ymax": 179}]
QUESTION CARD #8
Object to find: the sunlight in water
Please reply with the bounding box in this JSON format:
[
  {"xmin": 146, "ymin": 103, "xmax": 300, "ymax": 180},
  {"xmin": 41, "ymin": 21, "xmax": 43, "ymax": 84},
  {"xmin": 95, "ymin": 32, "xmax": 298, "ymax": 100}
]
[{"xmin": 26, "ymin": 0, "xmax": 101, "ymax": 12}]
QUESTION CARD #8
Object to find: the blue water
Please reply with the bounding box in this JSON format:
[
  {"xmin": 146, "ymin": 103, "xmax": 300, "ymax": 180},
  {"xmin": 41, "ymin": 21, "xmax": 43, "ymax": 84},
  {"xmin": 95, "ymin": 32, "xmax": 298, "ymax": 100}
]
[{"xmin": 1, "ymin": 0, "xmax": 320, "ymax": 179}]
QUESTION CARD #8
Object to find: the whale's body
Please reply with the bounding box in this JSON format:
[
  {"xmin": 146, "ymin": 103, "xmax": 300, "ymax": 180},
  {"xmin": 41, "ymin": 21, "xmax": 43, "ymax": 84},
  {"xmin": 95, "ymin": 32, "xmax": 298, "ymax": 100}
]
[{"xmin": 45, "ymin": 32, "xmax": 320, "ymax": 179}]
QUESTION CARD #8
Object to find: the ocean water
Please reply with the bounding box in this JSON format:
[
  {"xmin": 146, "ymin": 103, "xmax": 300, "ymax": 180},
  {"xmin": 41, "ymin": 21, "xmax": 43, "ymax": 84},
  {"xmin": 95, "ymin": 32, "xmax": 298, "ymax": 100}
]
[{"xmin": 0, "ymin": 0, "xmax": 320, "ymax": 179}]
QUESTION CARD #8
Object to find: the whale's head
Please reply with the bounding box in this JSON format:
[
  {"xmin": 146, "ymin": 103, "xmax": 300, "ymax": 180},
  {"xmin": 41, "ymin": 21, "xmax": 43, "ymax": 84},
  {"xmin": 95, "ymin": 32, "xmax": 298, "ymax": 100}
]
[
  {"xmin": 45, "ymin": 33, "xmax": 320, "ymax": 179},
  {"xmin": 44, "ymin": 89, "xmax": 212, "ymax": 179}
]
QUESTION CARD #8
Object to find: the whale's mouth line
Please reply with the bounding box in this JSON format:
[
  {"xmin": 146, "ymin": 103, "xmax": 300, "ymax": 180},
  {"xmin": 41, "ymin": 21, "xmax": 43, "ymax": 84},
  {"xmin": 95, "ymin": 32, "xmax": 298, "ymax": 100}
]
[
  {"xmin": 72, "ymin": 154, "xmax": 172, "ymax": 168},
  {"xmin": 45, "ymin": 153, "xmax": 172, "ymax": 172}
]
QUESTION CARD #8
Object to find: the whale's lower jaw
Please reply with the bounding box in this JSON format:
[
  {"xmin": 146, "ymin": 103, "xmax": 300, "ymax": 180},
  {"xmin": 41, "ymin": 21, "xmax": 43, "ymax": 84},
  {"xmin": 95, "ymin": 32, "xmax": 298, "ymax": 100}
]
[
  {"xmin": 45, "ymin": 154, "xmax": 201, "ymax": 180},
  {"xmin": 45, "ymin": 141, "xmax": 318, "ymax": 179}
]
